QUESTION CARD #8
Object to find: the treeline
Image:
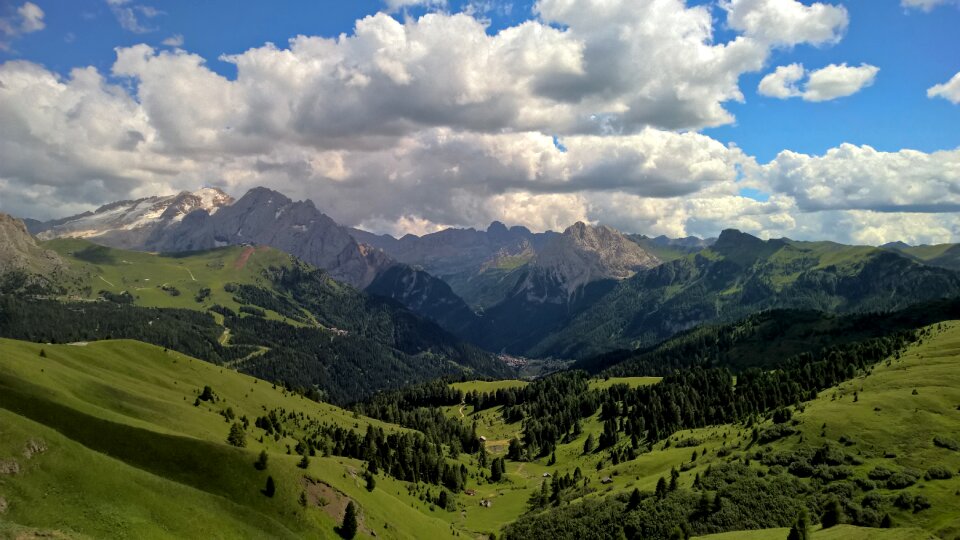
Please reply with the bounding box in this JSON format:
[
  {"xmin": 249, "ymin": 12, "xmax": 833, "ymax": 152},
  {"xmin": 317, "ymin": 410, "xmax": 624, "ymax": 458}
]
[
  {"xmin": 253, "ymin": 408, "xmax": 470, "ymax": 492},
  {"xmin": 576, "ymin": 300, "xmax": 960, "ymax": 377},
  {"xmin": 353, "ymin": 379, "xmax": 481, "ymax": 455},
  {"xmin": 494, "ymin": 331, "xmax": 915, "ymax": 462},
  {"xmin": 0, "ymin": 295, "xmax": 252, "ymax": 363}
]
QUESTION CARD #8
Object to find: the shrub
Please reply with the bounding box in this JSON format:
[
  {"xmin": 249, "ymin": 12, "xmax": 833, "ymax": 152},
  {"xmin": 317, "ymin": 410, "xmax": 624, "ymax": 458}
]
[
  {"xmin": 886, "ymin": 473, "xmax": 917, "ymax": 490},
  {"xmin": 924, "ymin": 465, "xmax": 953, "ymax": 480},
  {"xmin": 867, "ymin": 466, "xmax": 893, "ymax": 481},
  {"xmin": 933, "ymin": 436, "xmax": 959, "ymax": 451}
]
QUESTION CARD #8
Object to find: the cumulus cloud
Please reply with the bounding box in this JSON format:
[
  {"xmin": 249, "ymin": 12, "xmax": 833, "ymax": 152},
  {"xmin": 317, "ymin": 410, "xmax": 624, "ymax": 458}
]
[
  {"xmin": 0, "ymin": 2, "xmax": 45, "ymax": 49},
  {"xmin": 757, "ymin": 63, "xmax": 805, "ymax": 98},
  {"xmin": 758, "ymin": 62, "xmax": 878, "ymax": 101},
  {"xmin": 928, "ymin": 71, "xmax": 960, "ymax": 104},
  {"xmin": 722, "ymin": 0, "xmax": 848, "ymax": 47},
  {"xmin": 758, "ymin": 144, "xmax": 960, "ymax": 213},
  {"xmin": 0, "ymin": 1, "xmax": 957, "ymax": 246}
]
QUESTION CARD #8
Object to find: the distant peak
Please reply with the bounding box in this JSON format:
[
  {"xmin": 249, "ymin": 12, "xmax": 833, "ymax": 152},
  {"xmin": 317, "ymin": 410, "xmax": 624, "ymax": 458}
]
[{"xmin": 487, "ymin": 221, "xmax": 508, "ymax": 234}]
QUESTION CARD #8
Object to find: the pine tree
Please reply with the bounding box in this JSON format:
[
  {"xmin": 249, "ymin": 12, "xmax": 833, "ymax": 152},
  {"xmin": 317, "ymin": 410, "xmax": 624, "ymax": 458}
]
[
  {"xmin": 254, "ymin": 449, "xmax": 268, "ymax": 470},
  {"xmin": 628, "ymin": 488, "xmax": 642, "ymax": 510},
  {"xmin": 655, "ymin": 476, "xmax": 668, "ymax": 499},
  {"xmin": 339, "ymin": 501, "xmax": 358, "ymax": 539},
  {"xmin": 298, "ymin": 454, "xmax": 310, "ymax": 469},
  {"xmin": 263, "ymin": 476, "xmax": 275, "ymax": 497},
  {"xmin": 788, "ymin": 508, "xmax": 811, "ymax": 540},
  {"xmin": 583, "ymin": 433, "xmax": 596, "ymax": 454},
  {"xmin": 821, "ymin": 498, "xmax": 843, "ymax": 529},
  {"xmin": 365, "ymin": 471, "xmax": 376, "ymax": 492},
  {"xmin": 880, "ymin": 513, "xmax": 893, "ymax": 528},
  {"xmin": 438, "ymin": 490, "xmax": 449, "ymax": 510},
  {"xmin": 227, "ymin": 423, "xmax": 246, "ymax": 447}
]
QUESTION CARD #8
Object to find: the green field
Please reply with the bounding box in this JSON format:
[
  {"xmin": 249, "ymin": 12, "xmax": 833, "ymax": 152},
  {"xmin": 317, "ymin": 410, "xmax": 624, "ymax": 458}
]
[
  {"xmin": 3, "ymin": 318, "xmax": 960, "ymax": 538},
  {"xmin": 450, "ymin": 379, "xmax": 529, "ymax": 394},
  {"xmin": 45, "ymin": 238, "xmax": 307, "ymax": 323},
  {"xmin": 0, "ymin": 338, "xmax": 458, "ymax": 539}
]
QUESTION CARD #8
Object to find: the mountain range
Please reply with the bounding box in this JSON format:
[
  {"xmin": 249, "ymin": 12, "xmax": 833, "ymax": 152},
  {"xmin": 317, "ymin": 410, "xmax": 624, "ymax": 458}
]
[{"xmin": 16, "ymin": 185, "xmax": 960, "ymax": 362}]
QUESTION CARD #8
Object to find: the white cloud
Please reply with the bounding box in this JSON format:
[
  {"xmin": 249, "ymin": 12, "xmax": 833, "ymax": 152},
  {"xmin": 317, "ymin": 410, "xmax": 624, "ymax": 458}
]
[
  {"xmin": 901, "ymin": 0, "xmax": 960, "ymax": 11},
  {"xmin": 758, "ymin": 62, "xmax": 878, "ymax": 102},
  {"xmin": 107, "ymin": 0, "xmax": 162, "ymax": 34},
  {"xmin": 928, "ymin": 71, "xmax": 960, "ymax": 104},
  {"xmin": 17, "ymin": 2, "xmax": 45, "ymax": 32},
  {"xmin": 758, "ymin": 143, "xmax": 960, "ymax": 213},
  {"xmin": 722, "ymin": 0, "xmax": 848, "ymax": 47},
  {"xmin": 161, "ymin": 34, "xmax": 183, "ymax": 47},
  {"xmin": 384, "ymin": 0, "xmax": 447, "ymax": 12},
  {"xmin": 0, "ymin": 2, "xmax": 45, "ymax": 49},
  {"xmin": 757, "ymin": 63, "xmax": 805, "ymax": 98},
  {"xmin": 1, "ymin": 1, "xmax": 958, "ymax": 246},
  {"xmin": 802, "ymin": 63, "xmax": 879, "ymax": 101}
]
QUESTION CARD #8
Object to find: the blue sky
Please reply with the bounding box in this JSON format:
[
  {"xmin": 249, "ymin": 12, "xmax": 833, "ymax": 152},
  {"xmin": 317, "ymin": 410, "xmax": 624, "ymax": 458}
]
[
  {"xmin": 5, "ymin": 0, "xmax": 957, "ymax": 161},
  {"xmin": 1, "ymin": 0, "xmax": 959, "ymax": 244}
]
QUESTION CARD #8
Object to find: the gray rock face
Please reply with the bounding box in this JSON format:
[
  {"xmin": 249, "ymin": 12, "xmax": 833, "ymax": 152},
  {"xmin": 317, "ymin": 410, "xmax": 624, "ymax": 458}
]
[
  {"xmin": 146, "ymin": 187, "xmax": 389, "ymax": 288},
  {"xmin": 529, "ymin": 222, "xmax": 661, "ymax": 297},
  {"xmin": 349, "ymin": 221, "xmax": 557, "ymax": 277},
  {"xmin": 0, "ymin": 213, "xmax": 68, "ymax": 290}
]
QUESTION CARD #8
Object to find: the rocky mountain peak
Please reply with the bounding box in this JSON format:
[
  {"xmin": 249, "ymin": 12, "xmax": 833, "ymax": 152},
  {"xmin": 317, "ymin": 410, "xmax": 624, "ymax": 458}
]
[{"xmin": 534, "ymin": 222, "xmax": 660, "ymax": 294}]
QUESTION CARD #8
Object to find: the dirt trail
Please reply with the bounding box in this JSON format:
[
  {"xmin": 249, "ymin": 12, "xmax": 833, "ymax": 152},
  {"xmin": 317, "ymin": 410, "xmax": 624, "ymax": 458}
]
[
  {"xmin": 234, "ymin": 246, "xmax": 255, "ymax": 269},
  {"xmin": 98, "ymin": 276, "xmax": 116, "ymax": 287}
]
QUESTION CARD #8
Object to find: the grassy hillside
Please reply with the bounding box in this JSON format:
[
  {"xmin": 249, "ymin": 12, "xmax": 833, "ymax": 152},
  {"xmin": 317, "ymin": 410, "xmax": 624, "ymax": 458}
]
[
  {"xmin": 486, "ymin": 322, "xmax": 960, "ymax": 539},
  {"xmin": 0, "ymin": 338, "xmax": 461, "ymax": 539},
  {"xmin": 3, "ymin": 239, "xmax": 512, "ymax": 403}
]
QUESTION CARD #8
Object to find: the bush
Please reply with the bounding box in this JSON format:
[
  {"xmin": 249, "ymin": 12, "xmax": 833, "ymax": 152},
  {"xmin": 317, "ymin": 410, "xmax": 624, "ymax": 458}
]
[
  {"xmin": 867, "ymin": 466, "xmax": 893, "ymax": 480},
  {"xmin": 886, "ymin": 473, "xmax": 917, "ymax": 490},
  {"xmin": 924, "ymin": 465, "xmax": 953, "ymax": 480},
  {"xmin": 758, "ymin": 424, "xmax": 796, "ymax": 444},
  {"xmin": 933, "ymin": 436, "xmax": 959, "ymax": 451}
]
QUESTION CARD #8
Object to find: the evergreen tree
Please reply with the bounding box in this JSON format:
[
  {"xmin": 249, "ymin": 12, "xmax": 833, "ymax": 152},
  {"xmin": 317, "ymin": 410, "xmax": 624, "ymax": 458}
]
[
  {"xmin": 821, "ymin": 499, "xmax": 843, "ymax": 529},
  {"xmin": 298, "ymin": 454, "xmax": 310, "ymax": 469},
  {"xmin": 227, "ymin": 423, "xmax": 247, "ymax": 447},
  {"xmin": 787, "ymin": 508, "xmax": 811, "ymax": 540},
  {"xmin": 263, "ymin": 476, "xmax": 275, "ymax": 497},
  {"xmin": 880, "ymin": 513, "xmax": 893, "ymax": 528},
  {"xmin": 365, "ymin": 471, "xmax": 376, "ymax": 492},
  {"xmin": 254, "ymin": 450, "xmax": 268, "ymax": 470},
  {"xmin": 339, "ymin": 501, "xmax": 358, "ymax": 539},
  {"xmin": 438, "ymin": 490, "xmax": 449, "ymax": 510},
  {"xmin": 655, "ymin": 477, "xmax": 668, "ymax": 499},
  {"xmin": 583, "ymin": 433, "xmax": 596, "ymax": 454},
  {"xmin": 628, "ymin": 488, "xmax": 642, "ymax": 510}
]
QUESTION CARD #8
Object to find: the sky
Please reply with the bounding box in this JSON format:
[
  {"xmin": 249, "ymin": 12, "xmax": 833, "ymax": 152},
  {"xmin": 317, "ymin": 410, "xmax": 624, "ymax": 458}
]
[{"xmin": 0, "ymin": 0, "xmax": 959, "ymax": 244}]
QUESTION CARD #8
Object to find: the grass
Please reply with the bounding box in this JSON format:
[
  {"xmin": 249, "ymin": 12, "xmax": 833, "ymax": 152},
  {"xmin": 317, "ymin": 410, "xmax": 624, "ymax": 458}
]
[
  {"xmin": 450, "ymin": 380, "xmax": 529, "ymax": 394},
  {"xmin": 44, "ymin": 238, "xmax": 303, "ymax": 323},
  {"xmin": 0, "ymin": 338, "xmax": 457, "ymax": 539},
  {"xmin": 435, "ymin": 322, "xmax": 960, "ymax": 538},
  {"xmin": 587, "ymin": 376, "xmax": 662, "ymax": 390},
  {"xmin": 3, "ymin": 318, "xmax": 960, "ymax": 538}
]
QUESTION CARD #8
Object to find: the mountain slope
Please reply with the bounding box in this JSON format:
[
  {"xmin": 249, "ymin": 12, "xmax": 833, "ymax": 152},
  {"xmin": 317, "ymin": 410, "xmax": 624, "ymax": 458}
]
[
  {"xmin": 463, "ymin": 222, "xmax": 661, "ymax": 353},
  {"xmin": 0, "ymin": 338, "xmax": 459, "ymax": 539},
  {"xmin": 529, "ymin": 229, "xmax": 960, "ymax": 359},
  {"xmin": 2, "ymin": 238, "xmax": 511, "ymax": 402},
  {"xmin": 0, "ymin": 213, "xmax": 70, "ymax": 294},
  {"xmin": 28, "ymin": 187, "xmax": 234, "ymax": 250}
]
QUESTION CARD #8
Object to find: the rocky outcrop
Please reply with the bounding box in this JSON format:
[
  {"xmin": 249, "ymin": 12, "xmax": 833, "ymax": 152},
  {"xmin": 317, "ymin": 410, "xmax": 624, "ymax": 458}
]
[
  {"xmin": 531, "ymin": 222, "xmax": 660, "ymax": 296},
  {"xmin": 0, "ymin": 213, "xmax": 67, "ymax": 291}
]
